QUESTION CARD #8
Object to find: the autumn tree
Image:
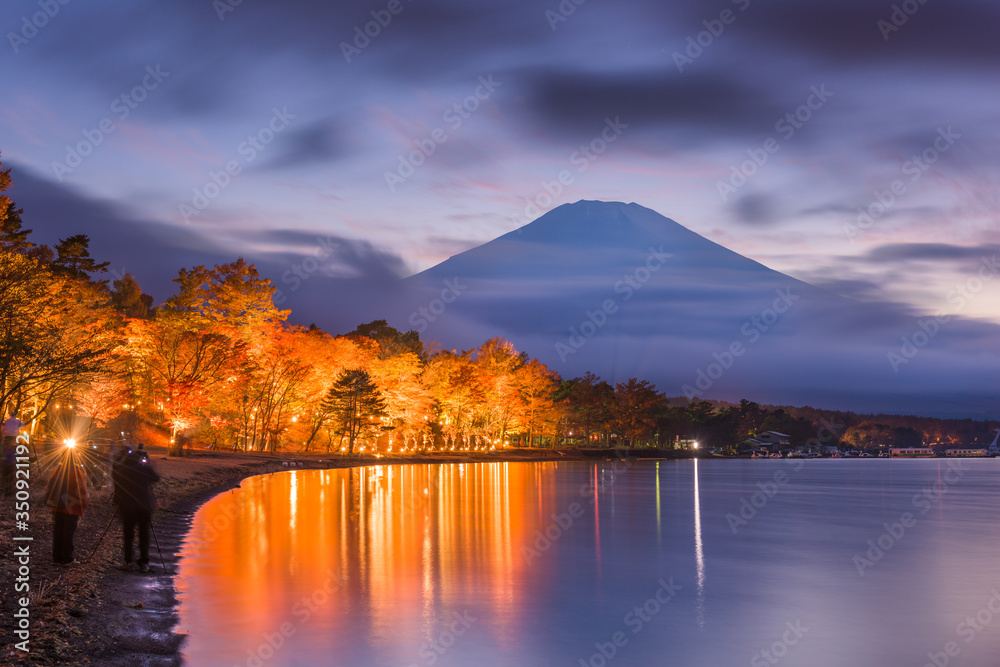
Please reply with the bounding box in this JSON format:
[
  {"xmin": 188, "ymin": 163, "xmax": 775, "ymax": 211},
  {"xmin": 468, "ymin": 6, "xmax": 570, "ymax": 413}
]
[
  {"xmin": 347, "ymin": 320, "xmax": 423, "ymax": 360},
  {"xmin": 559, "ymin": 372, "xmax": 614, "ymax": 446},
  {"xmin": 164, "ymin": 258, "xmax": 288, "ymax": 330},
  {"xmin": 425, "ymin": 351, "xmax": 487, "ymax": 450},
  {"xmin": 368, "ymin": 351, "xmax": 432, "ymax": 452},
  {"xmin": 233, "ymin": 322, "xmax": 311, "ymax": 453},
  {"xmin": 609, "ymin": 378, "xmax": 662, "ymax": 447},
  {"xmin": 296, "ymin": 333, "xmax": 373, "ymax": 452},
  {"xmin": 472, "ymin": 338, "xmax": 526, "ymax": 446},
  {"xmin": 514, "ymin": 359, "xmax": 560, "ymax": 447},
  {"xmin": 75, "ymin": 370, "xmax": 131, "ymax": 436},
  {"xmin": 110, "ymin": 273, "xmax": 154, "ymax": 319},
  {"xmin": 0, "ymin": 252, "xmax": 117, "ymax": 427},
  {"xmin": 124, "ymin": 313, "xmax": 242, "ymax": 454}
]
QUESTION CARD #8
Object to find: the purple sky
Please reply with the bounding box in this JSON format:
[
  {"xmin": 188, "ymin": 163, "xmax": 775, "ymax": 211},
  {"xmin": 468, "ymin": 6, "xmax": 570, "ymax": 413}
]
[{"xmin": 2, "ymin": 0, "xmax": 998, "ymax": 328}]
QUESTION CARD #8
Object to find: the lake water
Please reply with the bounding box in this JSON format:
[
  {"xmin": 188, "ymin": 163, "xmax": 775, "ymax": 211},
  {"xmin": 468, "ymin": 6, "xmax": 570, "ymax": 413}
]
[{"xmin": 176, "ymin": 460, "xmax": 1000, "ymax": 666}]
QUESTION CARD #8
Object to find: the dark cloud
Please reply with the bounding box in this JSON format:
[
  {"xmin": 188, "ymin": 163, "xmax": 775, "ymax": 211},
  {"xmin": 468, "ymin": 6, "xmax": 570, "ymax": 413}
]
[
  {"xmin": 735, "ymin": 0, "xmax": 1000, "ymax": 65},
  {"xmin": 518, "ymin": 70, "xmax": 783, "ymax": 140},
  {"xmin": 6, "ymin": 162, "xmax": 222, "ymax": 301},
  {"xmin": 731, "ymin": 192, "xmax": 776, "ymax": 226},
  {"xmin": 806, "ymin": 277, "xmax": 888, "ymax": 302},
  {"xmin": 6, "ymin": 164, "xmax": 408, "ymax": 316},
  {"xmin": 257, "ymin": 120, "xmax": 350, "ymax": 170},
  {"xmin": 246, "ymin": 228, "xmax": 409, "ymax": 282},
  {"xmin": 867, "ymin": 243, "xmax": 1000, "ymax": 262}
]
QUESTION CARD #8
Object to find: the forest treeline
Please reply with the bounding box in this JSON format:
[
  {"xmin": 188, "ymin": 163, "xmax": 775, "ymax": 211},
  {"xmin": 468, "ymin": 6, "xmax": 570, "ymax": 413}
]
[{"xmin": 1, "ymin": 155, "xmax": 994, "ymax": 454}]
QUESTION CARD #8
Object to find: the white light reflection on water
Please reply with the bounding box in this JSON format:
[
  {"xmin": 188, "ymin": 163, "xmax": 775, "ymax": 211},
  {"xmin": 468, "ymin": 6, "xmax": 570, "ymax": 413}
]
[{"xmin": 693, "ymin": 458, "xmax": 706, "ymax": 629}]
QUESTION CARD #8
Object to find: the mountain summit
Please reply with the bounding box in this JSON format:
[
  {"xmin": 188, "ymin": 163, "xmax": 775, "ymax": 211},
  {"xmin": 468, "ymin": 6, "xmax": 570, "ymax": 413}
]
[{"xmin": 370, "ymin": 201, "xmax": 998, "ymax": 417}]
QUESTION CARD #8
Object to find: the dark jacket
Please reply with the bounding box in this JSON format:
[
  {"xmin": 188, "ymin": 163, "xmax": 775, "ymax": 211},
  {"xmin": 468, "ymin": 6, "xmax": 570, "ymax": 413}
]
[
  {"xmin": 45, "ymin": 459, "xmax": 89, "ymax": 516},
  {"xmin": 112, "ymin": 451, "xmax": 160, "ymax": 513}
]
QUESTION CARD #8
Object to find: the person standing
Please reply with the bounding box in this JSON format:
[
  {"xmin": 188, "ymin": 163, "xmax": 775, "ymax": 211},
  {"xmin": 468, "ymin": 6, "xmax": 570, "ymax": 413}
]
[
  {"xmin": 45, "ymin": 448, "xmax": 89, "ymax": 565},
  {"xmin": 113, "ymin": 444, "xmax": 160, "ymax": 572}
]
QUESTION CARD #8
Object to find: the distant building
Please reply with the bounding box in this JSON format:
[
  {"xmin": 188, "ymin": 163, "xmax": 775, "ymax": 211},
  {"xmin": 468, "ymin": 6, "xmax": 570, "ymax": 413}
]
[
  {"xmin": 672, "ymin": 436, "xmax": 699, "ymax": 451},
  {"xmin": 746, "ymin": 431, "xmax": 791, "ymax": 452},
  {"xmin": 945, "ymin": 448, "xmax": 987, "ymax": 457},
  {"xmin": 889, "ymin": 447, "xmax": 935, "ymax": 457},
  {"xmin": 759, "ymin": 432, "xmax": 791, "ymax": 447}
]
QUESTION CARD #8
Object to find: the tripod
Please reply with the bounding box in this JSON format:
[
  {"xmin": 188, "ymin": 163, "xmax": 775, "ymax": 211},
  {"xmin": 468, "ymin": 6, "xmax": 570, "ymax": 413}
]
[
  {"xmin": 85, "ymin": 508, "xmax": 118, "ymax": 563},
  {"xmin": 85, "ymin": 497, "xmax": 169, "ymax": 574},
  {"xmin": 149, "ymin": 487, "xmax": 169, "ymax": 574}
]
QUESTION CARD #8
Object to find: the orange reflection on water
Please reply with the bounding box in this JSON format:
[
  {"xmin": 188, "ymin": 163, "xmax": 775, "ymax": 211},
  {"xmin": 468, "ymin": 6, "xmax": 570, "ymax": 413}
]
[{"xmin": 178, "ymin": 462, "xmax": 563, "ymax": 664}]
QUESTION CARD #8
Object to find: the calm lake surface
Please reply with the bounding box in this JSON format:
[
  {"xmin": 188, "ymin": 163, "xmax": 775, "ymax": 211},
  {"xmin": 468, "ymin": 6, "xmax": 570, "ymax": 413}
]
[{"xmin": 176, "ymin": 460, "xmax": 1000, "ymax": 666}]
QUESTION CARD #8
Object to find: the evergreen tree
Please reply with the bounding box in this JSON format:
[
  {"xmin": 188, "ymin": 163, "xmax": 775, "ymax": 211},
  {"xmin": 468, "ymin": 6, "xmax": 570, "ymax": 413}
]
[
  {"xmin": 0, "ymin": 154, "xmax": 33, "ymax": 254},
  {"xmin": 52, "ymin": 234, "xmax": 109, "ymax": 280},
  {"xmin": 321, "ymin": 369, "xmax": 387, "ymax": 454}
]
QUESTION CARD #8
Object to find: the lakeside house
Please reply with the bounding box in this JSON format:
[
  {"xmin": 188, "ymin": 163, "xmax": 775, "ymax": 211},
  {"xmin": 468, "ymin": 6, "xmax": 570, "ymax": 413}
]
[
  {"xmin": 889, "ymin": 447, "xmax": 935, "ymax": 457},
  {"xmin": 746, "ymin": 431, "xmax": 792, "ymax": 452},
  {"xmin": 672, "ymin": 436, "xmax": 699, "ymax": 451},
  {"xmin": 945, "ymin": 448, "xmax": 988, "ymax": 457}
]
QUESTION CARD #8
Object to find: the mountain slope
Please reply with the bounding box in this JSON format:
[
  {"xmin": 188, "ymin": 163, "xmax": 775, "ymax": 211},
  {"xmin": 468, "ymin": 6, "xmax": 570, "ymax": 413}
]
[{"xmin": 369, "ymin": 200, "xmax": 999, "ymax": 418}]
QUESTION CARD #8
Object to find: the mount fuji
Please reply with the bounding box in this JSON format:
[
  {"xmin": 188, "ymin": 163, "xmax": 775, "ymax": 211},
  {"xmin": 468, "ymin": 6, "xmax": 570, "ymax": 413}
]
[{"xmin": 340, "ymin": 200, "xmax": 1000, "ymax": 418}]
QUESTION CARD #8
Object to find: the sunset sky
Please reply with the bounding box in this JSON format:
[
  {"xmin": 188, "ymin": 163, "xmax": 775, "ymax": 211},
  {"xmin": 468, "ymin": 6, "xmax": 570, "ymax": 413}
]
[{"xmin": 3, "ymin": 0, "xmax": 998, "ymax": 327}]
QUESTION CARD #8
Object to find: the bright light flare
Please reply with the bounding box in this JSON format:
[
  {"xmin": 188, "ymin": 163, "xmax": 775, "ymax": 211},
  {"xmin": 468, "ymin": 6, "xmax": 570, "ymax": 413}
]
[
  {"xmin": 693, "ymin": 441, "xmax": 700, "ymax": 449},
  {"xmin": 63, "ymin": 438, "xmax": 77, "ymax": 448}
]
